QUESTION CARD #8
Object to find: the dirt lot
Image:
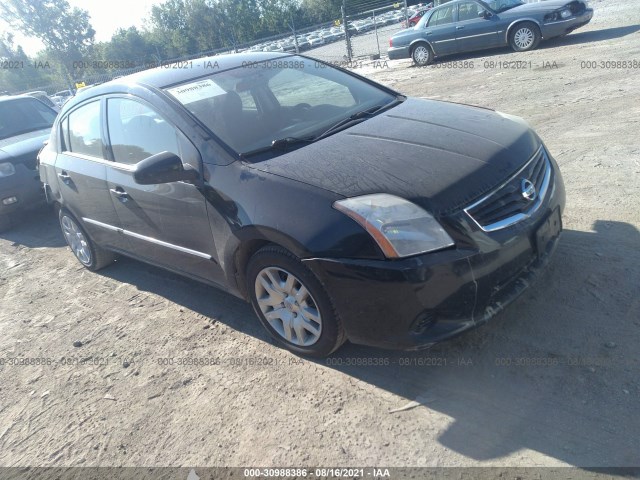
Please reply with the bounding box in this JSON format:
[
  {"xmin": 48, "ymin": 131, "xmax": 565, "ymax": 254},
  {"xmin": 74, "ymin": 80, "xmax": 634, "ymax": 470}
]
[{"xmin": 1, "ymin": 0, "xmax": 639, "ymax": 469}]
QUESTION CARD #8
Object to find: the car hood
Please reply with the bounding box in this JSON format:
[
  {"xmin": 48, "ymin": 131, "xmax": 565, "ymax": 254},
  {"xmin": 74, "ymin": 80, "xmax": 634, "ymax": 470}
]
[
  {"xmin": 501, "ymin": 0, "xmax": 572, "ymax": 14},
  {"xmin": 247, "ymin": 98, "xmax": 541, "ymax": 216},
  {"xmin": 0, "ymin": 129, "xmax": 50, "ymax": 167}
]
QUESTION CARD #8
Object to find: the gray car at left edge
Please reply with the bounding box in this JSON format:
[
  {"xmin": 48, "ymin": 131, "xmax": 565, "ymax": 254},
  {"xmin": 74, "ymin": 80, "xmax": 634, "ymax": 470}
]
[{"xmin": 389, "ymin": 0, "xmax": 594, "ymax": 66}]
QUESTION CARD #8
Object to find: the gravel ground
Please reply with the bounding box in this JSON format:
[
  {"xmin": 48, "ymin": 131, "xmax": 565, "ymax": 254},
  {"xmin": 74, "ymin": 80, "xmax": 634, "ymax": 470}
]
[{"xmin": 1, "ymin": 0, "xmax": 639, "ymax": 469}]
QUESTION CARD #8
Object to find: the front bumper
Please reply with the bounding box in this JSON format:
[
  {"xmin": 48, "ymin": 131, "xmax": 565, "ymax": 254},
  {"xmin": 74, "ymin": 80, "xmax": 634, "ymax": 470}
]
[
  {"xmin": 542, "ymin": 8, "xmax": 594, "ymax": 39},
  {"xmin": 0, "ymin": 163, "xmax": 45, "ymax": 216},
  {"xmin": 388, "ymin": 45, "xmax": 411, "ymax": 60},
  {"xmin": 304, "ymin": 154, "xmax": 566, "ymax": 350}
]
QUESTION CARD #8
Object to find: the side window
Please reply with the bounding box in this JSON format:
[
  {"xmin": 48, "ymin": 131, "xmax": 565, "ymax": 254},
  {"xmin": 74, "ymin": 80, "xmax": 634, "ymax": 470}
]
[
  {"xmin": 427, "ymin": 5, "xmax": 454, "ymax": 26},
  {"xmin": 107, "ymin": 98, "xmax": 180, "ymax": 165},
  {"xmin": 458, "ymin": 1, "xmax": 483, "ymax": 21},
  {"xmin": 60, "ymin": 117, "xmax": 69, "ymax": 152},
  {"xmin": 66, "ymin": 101, "xmax": 105, "ymax": 158}
]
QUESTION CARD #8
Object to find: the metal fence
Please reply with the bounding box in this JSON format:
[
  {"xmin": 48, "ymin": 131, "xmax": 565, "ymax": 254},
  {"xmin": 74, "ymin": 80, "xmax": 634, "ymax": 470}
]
[{"xmin": 10, "ymin": 2, "xmax": 418, "ymax": 96}]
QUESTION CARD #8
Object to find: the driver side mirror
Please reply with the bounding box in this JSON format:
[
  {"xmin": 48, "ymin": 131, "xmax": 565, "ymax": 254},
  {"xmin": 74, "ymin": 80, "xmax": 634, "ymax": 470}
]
[
  {"xmin": 133, "ymin": 151, "xmax": 200, "ymax": 185},
  {"xmin": 479, "ymin": 10, "xmax": 493, "ymax": 18}
]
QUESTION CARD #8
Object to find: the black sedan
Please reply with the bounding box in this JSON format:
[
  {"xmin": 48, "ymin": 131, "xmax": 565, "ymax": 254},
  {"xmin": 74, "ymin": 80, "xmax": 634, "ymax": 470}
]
[
  {"xmin": 38, "ymin": 53, "xmax": 565, "ymax": 356},
  {"xmin": 389, "ymin": 0, "xmax": 593, "ymax": 66},
  {"xmin": 0, "ymin": 95, "xmax": 57, "ymax": 231}
]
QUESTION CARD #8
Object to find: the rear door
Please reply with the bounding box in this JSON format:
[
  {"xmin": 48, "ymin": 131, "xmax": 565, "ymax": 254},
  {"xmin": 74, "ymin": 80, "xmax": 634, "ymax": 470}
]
[
  {"xmin": 103, "ymin": 95, "xmax": 224, "ymax": 284},
  {"xmin": 422, "ymin": 4, "xmax": 458, "ymax": 56},
  {"xmin": 54, "ymin": 99, "xmax": 127, "ymax": 250},
  {"xmin": 455, "ymin": 1, "xmax": 500, "ymax": 52}
]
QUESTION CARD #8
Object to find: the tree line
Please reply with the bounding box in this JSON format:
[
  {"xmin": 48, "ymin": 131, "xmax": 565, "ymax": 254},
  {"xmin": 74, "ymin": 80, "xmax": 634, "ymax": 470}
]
[{"xmin": 0, "ymin": 0, "xmax": 344, "ymax": 92}]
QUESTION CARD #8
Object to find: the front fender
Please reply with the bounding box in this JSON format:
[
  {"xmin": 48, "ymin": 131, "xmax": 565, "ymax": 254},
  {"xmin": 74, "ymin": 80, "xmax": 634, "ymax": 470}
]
[{"xmin": 505, "ymin": 18, "xmax": 543, "ymax": 43}]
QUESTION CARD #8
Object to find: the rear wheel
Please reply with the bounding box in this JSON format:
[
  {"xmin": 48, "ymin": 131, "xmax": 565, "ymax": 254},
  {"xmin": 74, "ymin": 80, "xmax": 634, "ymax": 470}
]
[
  {"xmin": 412, "ymin": 42, "xmax": 433, "ymax": 66},
  {"xmin": 59, "ymin": 209, "xmax": 116, "ymax": 271},
  {"xmin": 509, "ymin": 22, "xmax": 541, "ymax": 52},
  {"xmin": 246, "ymin": 245, "xmax": 346, "ymax": 357}
]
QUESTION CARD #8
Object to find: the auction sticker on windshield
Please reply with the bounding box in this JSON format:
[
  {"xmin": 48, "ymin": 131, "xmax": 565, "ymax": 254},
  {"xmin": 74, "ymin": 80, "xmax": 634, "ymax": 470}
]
[{"xmin": 167, "ymin": 79, "xmax": 226, "ymax": 104}]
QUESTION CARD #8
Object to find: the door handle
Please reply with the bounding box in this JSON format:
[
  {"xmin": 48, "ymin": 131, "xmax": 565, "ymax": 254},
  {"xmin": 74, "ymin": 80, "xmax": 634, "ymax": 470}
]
[
  {"xmin": 110, "ymin": 188, "xmax": 129, "ymax": 202},
  {"xmin": 456, "ymin": 25, "xmax": 465, "ymax": 29},
  {"xmin": 58, "ymin": 171, "xmax": 71, "ymax": 183}
]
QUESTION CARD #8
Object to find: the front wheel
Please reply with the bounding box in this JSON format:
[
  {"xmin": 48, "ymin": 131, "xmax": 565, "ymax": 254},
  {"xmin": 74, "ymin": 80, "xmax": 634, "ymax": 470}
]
[
  {"xmin": 412, "ymin": 42, "xmax": 433, "ymax": 67},
  {"xmin": 509, "ymin": 22, "xmax": 541, "ymax": 52},
  {"xmin": 246, "ymin": 245, "xmax": 346, "ymax": 357},
  {"xmin": 59, "ymin": 209, "xmax": 116, "ymax": 271}
]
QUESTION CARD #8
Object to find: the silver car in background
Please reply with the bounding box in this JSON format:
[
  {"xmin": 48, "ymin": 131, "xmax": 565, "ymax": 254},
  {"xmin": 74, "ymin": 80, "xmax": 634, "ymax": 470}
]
[{"xmin": 389, "ymin": 0, "xmax": 593, "ymax": 65}]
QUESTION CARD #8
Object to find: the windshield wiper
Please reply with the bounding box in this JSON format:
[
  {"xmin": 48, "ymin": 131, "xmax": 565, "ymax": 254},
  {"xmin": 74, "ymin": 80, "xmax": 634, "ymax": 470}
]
[
  {"xmin": 239, "ymin": 99, "xmax": 405, "ymax": 159},
  {"xmin": 313, "ymin": 100, "xmax": 403, "ymax": 141},
  {"xmin": 313, "ymin": 105, "xmax": 385, "ymax": 142},
  {"xmin": 240, "ymin": 136, "xmax": 315, "ymax": 159}
]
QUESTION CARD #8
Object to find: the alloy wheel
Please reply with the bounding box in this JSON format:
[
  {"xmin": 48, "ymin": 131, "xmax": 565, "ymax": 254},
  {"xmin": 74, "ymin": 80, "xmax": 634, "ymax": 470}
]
[
  {"xmin": 254, "ymin": 267, "xmax": 322, "ymax": 346},
  {"xmin": 61, "ymin": 215, "xmax": 91, "ymax": 265},
  {"xmin": 413, "ymin": 45, "xmax": 430, "ymax": 65},
  {"xmin": 514, "ymin": 27, "xmax": 534, "ymax": 49}
]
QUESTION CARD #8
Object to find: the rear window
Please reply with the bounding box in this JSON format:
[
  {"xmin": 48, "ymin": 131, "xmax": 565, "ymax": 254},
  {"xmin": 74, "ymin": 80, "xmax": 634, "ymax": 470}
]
[{"xmin": 0, "ymin": 98, "xmax": 57, "ymax": 141}]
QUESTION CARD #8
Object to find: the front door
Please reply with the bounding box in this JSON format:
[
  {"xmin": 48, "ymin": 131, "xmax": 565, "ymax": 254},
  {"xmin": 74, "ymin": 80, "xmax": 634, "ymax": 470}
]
[
  {"xmin": 104, "ymin": 96, "xmax": 224, "ymax": 284},
  {"xmin": 423, "ymin": 4, "xmax": 459, "ymax": 56},
  {"xmin": 54, "ymin": 99, "xmax": 127, "ymax": 250},
  {"xmin": 455, "ymin": 1, "xmax": 501, "ymax": 52}
]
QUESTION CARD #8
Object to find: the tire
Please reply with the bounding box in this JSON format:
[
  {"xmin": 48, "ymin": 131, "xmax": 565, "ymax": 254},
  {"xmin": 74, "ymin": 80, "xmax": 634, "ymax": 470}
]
[
  {"xmin": 58, "ymin": 209, "xmax": 116, "ymax": 271},
  {"xmin": 246, "ymin": 245, "xmax": 347, "ymax": 357},
  {"xmin": 411, "ymin": 42, "xmax": 433, "ymax": 67},
  {"xmin": 509, "ymin": 22, "xmax": 541, "ymax": 52},
  {"xmin": 0, "ymin": 214, "xmax": 11, "ymax": 233}
]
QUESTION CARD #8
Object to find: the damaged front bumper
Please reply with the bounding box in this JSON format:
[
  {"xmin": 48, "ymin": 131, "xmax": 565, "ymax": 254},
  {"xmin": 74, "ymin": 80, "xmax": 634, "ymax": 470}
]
[{"xmin": 303, "ymin": 156, "xmax": 566, "ymax": 350}]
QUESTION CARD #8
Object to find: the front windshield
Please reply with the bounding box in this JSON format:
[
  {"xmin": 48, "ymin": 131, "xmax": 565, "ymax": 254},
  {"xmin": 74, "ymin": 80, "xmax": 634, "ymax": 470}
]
[
  {"xmin": 481, "ymin": 0, "xmax": 524, "ymax": 12},
  {"xmin": 0, "ymin": 98, "xmax": 57, "ymax": 141},
  {"xmin": 164, "ymin": 57, "xmax": 398, "ymax": 156}
]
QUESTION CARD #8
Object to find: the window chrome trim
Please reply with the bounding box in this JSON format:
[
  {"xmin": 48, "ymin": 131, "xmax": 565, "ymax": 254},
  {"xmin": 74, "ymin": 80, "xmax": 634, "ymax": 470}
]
[
  {"xmin": 82, "ymin": 217, "xmax": 212, "ymax": 260},
  {"xmin": 464, "ymin": 145, "xmax": 551, "ymax": 232}
]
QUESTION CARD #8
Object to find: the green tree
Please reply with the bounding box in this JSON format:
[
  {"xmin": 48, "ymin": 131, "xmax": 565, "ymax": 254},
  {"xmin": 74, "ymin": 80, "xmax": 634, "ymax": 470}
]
[
  {"xmin": 0, "ymin": 0, "xmax": 95, "ymax": 87},
  {"xmin": 0, "ymin": 32, "xmax": 53, "ymax": 91},
  {"xmin": 299, "ymin": 0, "xmax": 342, "ymax": 24},
  {"xmin": 149, "ymin": 0, "xmax": 196, "ymax": 57}
]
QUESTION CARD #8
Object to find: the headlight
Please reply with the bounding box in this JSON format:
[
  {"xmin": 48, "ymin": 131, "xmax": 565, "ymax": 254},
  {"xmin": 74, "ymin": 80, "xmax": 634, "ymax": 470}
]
[
  {"xmin": 0, "ymin": 162, "xmax": 16, "ymax": 178},
  {"xmin": 333, "ymin": 193, "xmax": 455, "ymax": 258},
  {"xmin": 560, "ymin": 8, "xmax": 572, "ymax": 18}
]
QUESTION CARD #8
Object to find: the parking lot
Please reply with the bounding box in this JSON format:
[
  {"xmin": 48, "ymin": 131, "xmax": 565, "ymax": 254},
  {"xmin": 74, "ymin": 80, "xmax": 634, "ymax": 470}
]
[
  {"xmin": 1, "ymin": 0, "xmax": 639, "ymax": 469},
  {"xmin": 309, "ymin": 23, "xmax": 403, "ymax": 62}
]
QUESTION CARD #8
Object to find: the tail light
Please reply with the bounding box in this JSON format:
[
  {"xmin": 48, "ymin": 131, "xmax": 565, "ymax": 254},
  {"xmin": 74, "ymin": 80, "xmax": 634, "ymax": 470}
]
[{"xmin": 389, "ymin": 38, "xmax": 393, "ymax": 47}]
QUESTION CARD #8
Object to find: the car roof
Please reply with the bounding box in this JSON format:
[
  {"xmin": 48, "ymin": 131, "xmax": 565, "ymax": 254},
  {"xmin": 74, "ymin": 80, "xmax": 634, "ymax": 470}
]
[{"xmin": 79, "ymin": 52, "xmax": 292, "ymax": 98}]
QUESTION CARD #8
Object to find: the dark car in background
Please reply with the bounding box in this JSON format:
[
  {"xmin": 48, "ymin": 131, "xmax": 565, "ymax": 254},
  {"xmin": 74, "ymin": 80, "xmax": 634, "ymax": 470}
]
[
  {"xmin": 0, "ymin": 95, "xmax": 58, "ymax": 232},
  {"xmin": 39, "ymin": 53, "xmax": 565, "ymax": 356},
  {"xmin": 24, "ymin": 91, "xmax": 60, "ymax": 111},
  {"xmin": 389, "ymin": 0, "xmax": 593, "ymax": 65}
]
